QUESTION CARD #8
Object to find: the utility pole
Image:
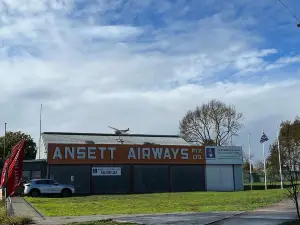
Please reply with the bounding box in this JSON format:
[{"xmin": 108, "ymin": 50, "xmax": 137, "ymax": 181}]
[
  {"xmin": 38, "ymin": 104, "xmax": 42, "ymax": 159},
  {"xmin": 248, "ymin": 133, "xmax": 253, "ymax": 190},
  {"xmin": 277, "ymin": 125, "xmax": 284, "ymax": 190}
]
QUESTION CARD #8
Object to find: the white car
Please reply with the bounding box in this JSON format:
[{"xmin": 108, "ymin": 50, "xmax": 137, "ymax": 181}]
[{"xmin": 23, "ymin": 179, "xmax": 75, "ymax": 197}]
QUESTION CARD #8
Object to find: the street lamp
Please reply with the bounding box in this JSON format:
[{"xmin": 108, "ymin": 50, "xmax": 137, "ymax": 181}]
[{"xmin": 297, "ymin": 23, "xmax": 300, "ymax": 27}]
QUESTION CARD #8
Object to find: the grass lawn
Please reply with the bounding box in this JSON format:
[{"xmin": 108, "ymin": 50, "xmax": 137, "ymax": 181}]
[
  {"xmin": 66, "ymin": 219, "xmax": 138, "ymax": 225},
  {"xmin": 26, "ymin": 190, "xmax": 286, "ymax": 217}
]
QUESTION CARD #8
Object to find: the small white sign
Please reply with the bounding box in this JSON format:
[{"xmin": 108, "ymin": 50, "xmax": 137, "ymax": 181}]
[
  {"xmin": 92, "ymin": 167, "xmax": 121, "ymax": 176},
  {"xmin": 205, "ymin": 146, "xmax": 243, "ymax": 164},
  {"xmin": 0, "ymin": 188, "xmax": 3, "ymax": 200},
  {"xmin": 71, "ymin": 175, "xmax": 74, "ymax": 181}
]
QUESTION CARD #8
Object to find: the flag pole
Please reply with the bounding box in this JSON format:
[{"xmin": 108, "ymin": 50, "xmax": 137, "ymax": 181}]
[
  {"xmin": 277, "ymin": 125, "xmax": 284, "ymax": 189},
  {"xmin": 248, "ymin": 133, "xmax": 252, "ymax": 190},
  {"xmin": 262, "ymin": 131, "xmax": 267, "ymax": 190}
]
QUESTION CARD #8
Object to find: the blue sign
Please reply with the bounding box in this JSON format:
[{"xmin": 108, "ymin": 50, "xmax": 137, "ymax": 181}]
[{"xmin": 206, "ymin": 148, "xmax": 216, "ymax": 159}]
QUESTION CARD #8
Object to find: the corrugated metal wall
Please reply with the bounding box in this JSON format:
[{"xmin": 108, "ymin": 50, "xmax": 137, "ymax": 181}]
[
  {"xmin": 170, "ymin": 165, "xmax": 205, "ymax": 192},
  {"xmin": 49, "ymin": 165, "xmax": 90, "ymax": 194},
  {"xmin": 206, "ymin": 165, "xmax": 234, "ymax": 191},
  {"xmin": 233, "ymin": 164, "xmax": 244, "ymax": 191},
  {"xmin": 134, "ymin": 165, "xmax": 169, "ymax": 193},
  {"xmin": 91, "ymin": 165, "xmax": 130, "ymax": 194}
]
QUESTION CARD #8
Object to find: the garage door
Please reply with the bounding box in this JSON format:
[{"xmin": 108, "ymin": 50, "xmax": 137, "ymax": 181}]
[
  {"xmin": 134, "ymin": 165, "xmax": 168, "ymax": 193},
  {"xmin": 206, "ymin": 165, "xmax": 234, "ymax": 191},
  {"xmin": 92, "ymin": 165, "xmax": 130, "ymax": 194},
  {"xmin": 49, "ymin": 165, "xmax": 90, "ymax": 194},
  {"xmin": 170, "ymin": 165, "xmax": 206, "ymax": 192}
]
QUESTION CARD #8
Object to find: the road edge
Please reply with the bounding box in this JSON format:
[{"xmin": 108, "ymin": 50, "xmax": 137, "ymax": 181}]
[{"xmin": 23, "ymin": 197, "xmax": 46, "ymax": 220}]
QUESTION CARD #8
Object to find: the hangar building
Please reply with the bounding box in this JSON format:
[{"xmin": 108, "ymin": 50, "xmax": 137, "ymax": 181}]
[{"xmin": 23, "ymin": 132, "xmax": 244, "ymax": 194}]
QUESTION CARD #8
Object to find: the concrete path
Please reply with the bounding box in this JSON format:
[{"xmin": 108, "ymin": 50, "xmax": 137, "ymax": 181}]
[
  {"xmin": 10, "ymin": 196, "xmax": 298, "ymax": 225},
  {"xmin": 50, "ymin": 212, "xmax": 241, "ymax": 225},
  {"xmin": 206, "ymin": 198, "xmax": 297, "ymax": 225},
  {"xmin": 11, "ymin": 197, "xmax": 56, "ymax": 225}
]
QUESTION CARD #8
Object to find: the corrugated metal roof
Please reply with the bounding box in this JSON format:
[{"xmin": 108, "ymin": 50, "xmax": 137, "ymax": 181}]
[{"xmin": 41, "ymin": 132, "xmax": 190, "ymax": 146}]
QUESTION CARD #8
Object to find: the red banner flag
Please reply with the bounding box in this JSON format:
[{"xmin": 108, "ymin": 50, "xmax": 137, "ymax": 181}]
[
  {"xmin": 6, "ymin": 140, "xmax": 25, "ymax": 197},
  {"xmin": 1, "ymin": 140, "xmax": 26, "ymax": 188}
]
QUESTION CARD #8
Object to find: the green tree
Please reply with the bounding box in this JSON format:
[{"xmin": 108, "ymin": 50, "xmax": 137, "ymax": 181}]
[
  {"xmin": 0, "ymin": 131, "xmax": 37, "ymax": 160},
  {"xmin": 271, "ymin": 117, "xmax": 300, "ymax": 221},
  {"xmin": 179, "ymin": 100, "xmax": 244, "ymax": 146}
]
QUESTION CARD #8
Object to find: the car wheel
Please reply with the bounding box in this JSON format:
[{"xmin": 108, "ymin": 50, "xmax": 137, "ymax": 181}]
[
  {"xmin": 30, "ymin": 189, "xmax": 40, "ymax": 197},
  {"xmin": 61, "ymin": 189, "xmax": 72, "ymax": 198}
]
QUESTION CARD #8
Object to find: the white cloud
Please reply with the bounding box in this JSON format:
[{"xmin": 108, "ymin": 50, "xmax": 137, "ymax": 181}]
[
  {"xmin": 0, "ymin": 0, "xmax": 300, "ymax": 162},
  {"xmin": 79, "ymin": 25, "xmax": 143, "ymax": 40}
]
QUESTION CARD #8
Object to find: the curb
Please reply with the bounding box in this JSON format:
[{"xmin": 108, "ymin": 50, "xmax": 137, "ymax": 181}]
[{"xmin": 23, "ymin": 197, "xmax": 46, "ymax": 220}]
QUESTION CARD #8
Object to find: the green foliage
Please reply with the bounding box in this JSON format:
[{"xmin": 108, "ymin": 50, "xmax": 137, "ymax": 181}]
[
  {"xmin": 267, "ymin": 117, "xmax": 300, "ymax": 220},
  {"xmin": 26, "ymin": 190, "xmax": 285, "ymax": 217},
  {"xmin": 0, "ymin": 131, "xmax": 37, "ymax": 160}
]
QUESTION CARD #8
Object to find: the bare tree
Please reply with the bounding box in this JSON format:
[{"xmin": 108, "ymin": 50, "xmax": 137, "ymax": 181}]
[
  {"xmin": 254, "ymin": 160, "xmax": 264, "ymax": 173},
  {"xmin": 179, "ymin": 100, "xmax": 243, "ymax": 146}
]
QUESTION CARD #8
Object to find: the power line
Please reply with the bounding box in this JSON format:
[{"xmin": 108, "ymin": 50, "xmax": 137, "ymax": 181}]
[{"xmin": 278, "ymin": 0, "xmax": 300, "ymax": 23}]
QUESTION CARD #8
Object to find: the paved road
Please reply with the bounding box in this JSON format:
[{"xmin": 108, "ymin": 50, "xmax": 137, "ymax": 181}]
[
  {"xmin": 111, "ymin": 211, "xmax": 296, "ymax": 225},
  {"xmin": 10, "ymin": 197, "xmax": 297, "ymax": 225}
]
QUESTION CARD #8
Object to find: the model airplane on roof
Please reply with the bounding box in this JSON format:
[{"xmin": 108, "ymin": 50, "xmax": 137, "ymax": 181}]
[{"xmin": 108, "ymin": 126, "xmax": 130, "ymax": 135}]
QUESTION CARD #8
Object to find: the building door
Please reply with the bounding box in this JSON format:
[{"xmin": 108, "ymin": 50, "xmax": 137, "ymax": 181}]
[{"xmin": 206, "ymin": 165, "xmax": 234, "ymax": 191}]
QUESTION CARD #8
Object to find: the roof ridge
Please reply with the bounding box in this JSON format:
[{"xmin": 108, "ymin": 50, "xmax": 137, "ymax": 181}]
[{"xmin": 42, "ymin": 132, "xmax": 181, "ymax": 138}]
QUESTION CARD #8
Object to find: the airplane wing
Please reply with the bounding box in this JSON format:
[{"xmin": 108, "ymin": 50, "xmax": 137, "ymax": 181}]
[{"xmin": 108, "ymin": 126, "xmax": 118, "ymax": 131}]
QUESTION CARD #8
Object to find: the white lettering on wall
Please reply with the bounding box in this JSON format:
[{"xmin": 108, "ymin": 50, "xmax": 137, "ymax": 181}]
[
  {"xmin": 152, "ymin": 148, "xmax": 162, "ymax": 159},
  {"xmin": 77, "ymin": 147, "xmax": 86, "ymax": 159},
  {"xmin": 128, "ymin": 148, "xmax": 136, "ymax": 159},
  {"xmin": 98, "ymin": 147, "xmax": 106, "ymax": 159},
  {"xmin": 53, "ymin": 147, "xmax": 62, "ymax": 159},
  {"xmin": 65, "ymin": 147, "xmax": 75, "ymax": 159},
  {"xmin": 181, "ymin": 148, "xmax": 188, "ymax": 160},
  {"xmin": 171, "ymin": 148, "xmax": 179, "ymax": 159},
  {"xmin": 108, "ymin": 147, "xmax": 116, "ymax": 159},
  {"xmin": 137, "ymin": 148, "xmax": 141, "ymax": 159},
  {"xmin": 51, "ymin": 146, "xmax": 198, "ymax": 161},
  {"xmin": 142, "ymin": 148, "xmax": 150, "ymax": 159},
  {"xmin": 88, "ymin": 147, "xmax": 96, "ymax": 159},
  {"xmin": 164, "ymin": 148, "xmax": 171, "ymax": 159}
]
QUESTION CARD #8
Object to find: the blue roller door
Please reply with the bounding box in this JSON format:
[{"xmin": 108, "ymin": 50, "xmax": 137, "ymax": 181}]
[{"xmin": 134, "ymin": 165, "xmax": 168, "ymax": 193}]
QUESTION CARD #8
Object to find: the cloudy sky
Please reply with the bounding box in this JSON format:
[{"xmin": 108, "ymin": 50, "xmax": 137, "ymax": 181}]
[{"xmin": 0, "ymin": 0, "xmax": 300, "ymax": 163}]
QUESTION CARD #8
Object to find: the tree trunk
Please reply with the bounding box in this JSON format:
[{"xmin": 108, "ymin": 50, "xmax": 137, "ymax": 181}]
[{"xmin": 295, "ymin": 196, "xmax": 300, "ymax": 221}]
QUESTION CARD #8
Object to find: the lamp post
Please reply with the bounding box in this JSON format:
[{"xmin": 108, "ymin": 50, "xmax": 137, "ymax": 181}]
[{"xmin": 4, "ymin": 123, "xmax": 6, "ymax": 160}]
